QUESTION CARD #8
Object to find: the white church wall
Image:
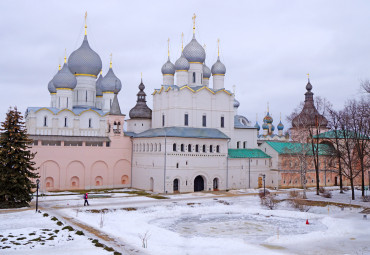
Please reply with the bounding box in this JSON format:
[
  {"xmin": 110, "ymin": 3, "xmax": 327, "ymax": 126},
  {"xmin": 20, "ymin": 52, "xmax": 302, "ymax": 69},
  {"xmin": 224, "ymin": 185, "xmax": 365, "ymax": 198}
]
[
  {"xmin": 231, "ymin": 128, "xmax": 258, "ymax": 149},
  {"xmin": 132, "ymin": 137, "xmax": 229, "ymax": 193}
]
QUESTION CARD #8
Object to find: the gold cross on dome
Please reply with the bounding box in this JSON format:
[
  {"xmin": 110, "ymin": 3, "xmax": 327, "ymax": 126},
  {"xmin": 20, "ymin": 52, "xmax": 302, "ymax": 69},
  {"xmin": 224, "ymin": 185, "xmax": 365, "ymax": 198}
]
[
  {"xmin": 217, "ymin": 38, "xmax": 220, "ymax": 56},
  {"xmin": 192, "ymin": 13, "xmax": 196, "ymax": 34},
  {"xmin": 110, "ymin": 53, "xmax": 113, "ymax": 68},
  {"xmin": 167, "ymin": 38, "xmax": 170, "ymax": 57},
  {"xmin": 307, "ymin": 73, "xmax": 310, "ymax": 79},
  {"xmin": 181, "ymin": 32, "xmax": 184, "ymax": 51},
  {"xmin": 84, "ymin": 12, "xmax": 87, "ymax": 35}
]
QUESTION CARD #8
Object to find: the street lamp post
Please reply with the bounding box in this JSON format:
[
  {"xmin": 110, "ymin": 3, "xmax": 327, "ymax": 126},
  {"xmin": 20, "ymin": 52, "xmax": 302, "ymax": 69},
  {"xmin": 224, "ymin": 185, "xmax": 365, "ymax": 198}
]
[
  {"xmin": 262, "ymin": 174, "xmax": 266, "ymax": 196},
  {"xmin": 36, "ymin": 179, "xmax": 40, "ymax": 213}
]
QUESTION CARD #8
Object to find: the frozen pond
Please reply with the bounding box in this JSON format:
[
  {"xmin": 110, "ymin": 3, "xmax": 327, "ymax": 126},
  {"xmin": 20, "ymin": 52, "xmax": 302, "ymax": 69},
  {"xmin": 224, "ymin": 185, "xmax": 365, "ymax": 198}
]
[{"xmin": 153, "ymin": 213, "xmax": 326, "ymax": 242}]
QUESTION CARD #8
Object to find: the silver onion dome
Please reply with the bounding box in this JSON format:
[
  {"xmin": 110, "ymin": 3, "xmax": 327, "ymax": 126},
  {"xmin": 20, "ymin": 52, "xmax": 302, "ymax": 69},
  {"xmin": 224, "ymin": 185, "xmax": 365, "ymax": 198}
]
[
  {"xmin": 68, "ymin": 35, "xmax": 102, "ymax": 76},
  {"xmin": 203, "ymin": 63, "xmax": 211, "ymax": 78},
  {"xmin": 101, "ymin": 68, "xmax": 122, "ymax": 93},
  {"xmin": 48, "ymin": 75, "xmax": 57, "ymax": 93},
  {"xmin": 53, "ymin": 63, "xmax": 77, "ymax": 89},
  {"xmin": 183, "ymin": 35, "xmax": 206, "ymax": 63},
  {"xmin": 233, "ymin": 99, "xmax": 240, "ymax": 108},
  {"xmin": 211, "ymin": 56, "xmax": 226, "ymax": 75},
  {"xmin": 175, "ymin": 52, "xmax": 190, "ymax": 71},
  {"xmin": 96, "ymin": 74, "xmax": 103, "ymax": 96},
  {"xmin": 161, "ymin": 57, "xmax": 175, "ymax": 75}
]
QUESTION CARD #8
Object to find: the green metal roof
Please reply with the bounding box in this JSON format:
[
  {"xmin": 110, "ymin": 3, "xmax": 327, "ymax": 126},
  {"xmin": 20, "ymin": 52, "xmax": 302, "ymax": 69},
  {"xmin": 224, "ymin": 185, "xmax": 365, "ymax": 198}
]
[
  {"xmin": 265, "ymin": 141, "xmax": 333, "ymax": 156},
  {"xmin": 313, "ymin": 130, "xmax": 368, "ymax": 139},
  {"xmin": 228, "ymin": 149, "xmax": 271, "ymax": 158}
]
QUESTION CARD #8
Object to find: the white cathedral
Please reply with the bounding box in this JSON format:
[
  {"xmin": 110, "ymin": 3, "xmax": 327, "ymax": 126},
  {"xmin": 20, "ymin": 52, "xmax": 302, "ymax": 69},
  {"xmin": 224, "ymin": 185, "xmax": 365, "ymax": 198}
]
[{"xmin": 25, "ymin": 15, "xmax": 282, "ymax": 193}]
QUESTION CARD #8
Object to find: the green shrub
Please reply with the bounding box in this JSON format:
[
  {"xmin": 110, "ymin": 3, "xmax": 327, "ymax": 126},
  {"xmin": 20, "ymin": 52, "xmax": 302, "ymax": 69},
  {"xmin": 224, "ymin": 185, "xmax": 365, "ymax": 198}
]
[
  {"xmin": 75, "ymin": 230, "xmax": 84, "ymax": 236},
  {"xmin": 62, "ymin": 226, "xmax": 74, "ymax": 231}
]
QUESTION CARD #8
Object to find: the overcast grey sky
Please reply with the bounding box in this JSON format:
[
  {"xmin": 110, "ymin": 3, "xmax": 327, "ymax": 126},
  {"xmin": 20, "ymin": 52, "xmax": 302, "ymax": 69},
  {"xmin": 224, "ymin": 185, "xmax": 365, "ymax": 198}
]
[{"xmin": 0, "ymin": 0, "xmax": 368, "ymax": 128}]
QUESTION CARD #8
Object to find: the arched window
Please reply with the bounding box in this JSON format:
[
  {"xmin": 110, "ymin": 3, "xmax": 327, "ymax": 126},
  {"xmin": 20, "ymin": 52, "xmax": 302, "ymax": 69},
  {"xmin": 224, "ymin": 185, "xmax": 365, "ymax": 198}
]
[
  {"xmin": 181, "ymin": 144, "xmax": 184, "ymax": 152},
  {"xmin": 195, "ymin": 145, "xmax": 199, "ymax": 152},
  {"xmin": 173, "ymin": 179, "xmax": 179, "ymax": 192},
  {"xmin": 216, "ymin": 145, "xmax": 220, "ymax": 153},
  {"xmin": 176, "ymin": 163, "xmax": 179, "ymax": 168},
  {"xmin": 64, "ymin": 117, "xmax": 67, "ymax": 127},
  {"xmin": 202, "ymin": 145, "xmax": 206, "ymax": 153},
  {"xmin": 159, "ymin": 143, "xmax": 161, "ymax": 152},
  {"xmin": 210, "ymin": 145, "xmax": 213, "ymax": 153},
  {"xmin": 89, "ymin": 118, "xmax": 92, "ymax": 128},
  {"xmin": 44, "ymin": 116, "xmax": 47, "ymax": 127},
  {"xmin": 154, "ymin": 144, "xmax": 157, "ymax": 151},
  {"xmin": 150, "ymin": 144, "xmax": 153, "ymax": 151},
  {"xmin": 193, "ymin": 72, "xmax": 196, "ymax": 83},
  {"xmin": 188, "ymin": 144, "xmax": 192, "ymax": 152},
  {"xmin": 173, "ymin": 143, "xmax": 177, "ymax": 152}
]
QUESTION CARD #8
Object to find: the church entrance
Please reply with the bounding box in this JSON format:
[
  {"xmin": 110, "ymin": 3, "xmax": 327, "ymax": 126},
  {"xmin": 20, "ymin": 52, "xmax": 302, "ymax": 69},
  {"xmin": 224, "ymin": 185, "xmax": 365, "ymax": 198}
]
[
  {"xmin": 194, "ymin": 175, "xmax": 204, "ymax": 192},
  {"xmin": 213, "ymin": 178, "xmax": 219, "ymax": 191},
  {"xmin": 173, "ymin": 179, "xmax": 179, "ymax": 193},
  {"xmin": 258, "ymin": 177, "xmax": 262, "ymax": 188}
]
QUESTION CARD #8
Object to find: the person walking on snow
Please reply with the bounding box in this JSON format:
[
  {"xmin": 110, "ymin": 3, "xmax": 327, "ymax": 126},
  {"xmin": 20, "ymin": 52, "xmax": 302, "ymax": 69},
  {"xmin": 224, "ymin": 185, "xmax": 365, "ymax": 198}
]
[{"xmin": 84, "ymin": 192, "xmax": 89, "ymax": 206}]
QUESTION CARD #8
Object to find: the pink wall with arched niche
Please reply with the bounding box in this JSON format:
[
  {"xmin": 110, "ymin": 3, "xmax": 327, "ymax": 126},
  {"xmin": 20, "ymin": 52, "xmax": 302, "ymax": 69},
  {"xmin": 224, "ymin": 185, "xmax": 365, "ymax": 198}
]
[{"xmin": 31, "ymin": 115, "xmax": 132, "ymax": 191}]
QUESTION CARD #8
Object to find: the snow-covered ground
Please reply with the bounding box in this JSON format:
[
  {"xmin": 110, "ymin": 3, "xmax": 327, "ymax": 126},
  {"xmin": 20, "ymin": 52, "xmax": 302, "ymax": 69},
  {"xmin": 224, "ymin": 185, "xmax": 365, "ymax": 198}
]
[
  {"xmin": 0, "ymin": 210, "xmax": 111, "ymax": 255},
  {"xmin": 1, "ymin": 188, "xmax": 369, "ymax": 255}
]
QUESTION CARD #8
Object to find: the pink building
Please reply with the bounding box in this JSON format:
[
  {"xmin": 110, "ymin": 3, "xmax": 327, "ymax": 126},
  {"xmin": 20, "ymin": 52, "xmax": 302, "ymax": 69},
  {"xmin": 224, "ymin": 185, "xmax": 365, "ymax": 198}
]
[{"xmin": 29, "ymin": 111, "xmax": 132, "ymax": 191}]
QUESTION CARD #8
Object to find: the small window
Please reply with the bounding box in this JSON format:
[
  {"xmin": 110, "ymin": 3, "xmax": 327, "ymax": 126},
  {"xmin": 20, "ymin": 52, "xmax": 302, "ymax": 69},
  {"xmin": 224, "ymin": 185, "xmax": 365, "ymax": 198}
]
[
  {"xmin": 202, "ymin": 115, "xmax": 206, "ymax": 127},
  {"xmin": 216, "ymin": 145, "xmax": 220, "ymax": 153},
  {"xmin": 106, "ymin": 142, "xmax": 110, "ymax": 147},
  {"xmin": 202, "ymin": 145, "xmax": 206, "ymax": 153},
  {"xmin": 176, "ymin": 163, "xmax": 179, "ymax": 168},
  {"xmin": 86, "ymin": 91, "xmax": 88, "ymax": 102},
  {"xmin": 243, "ymin": 141, "xmax": 246, "ymax": 149},
  {"xmin": 193, "ymin": 72, "xmax": 196, "ymax": 83},
  {"xmin": 221, "ymin": 116, "xmax": 224, "ymax": 128},
  {"xmin": 181, "ymin": 144, "xmax": 184, "ymax": 152},
  {"xmin": 162, "ymin": 114, "xmax": 165, "ymax": 127},
  {"xmin": 237, "ymin": 141, "xmax": 240, "ymax": 149},
  {"xmin": 188, "ymin": 144, "xmax": 191, "ymax": 152},
  {"xmin": 195, "ymin": 145, "xmax": 199, "ymax": 152},
  {"xmin": 210, "ymin": 145, "xmax": 213, "ymax": 153},
  {"xmin": 44, "ymin": 116, "xmax": 47, "ymax": 127},
  {"xmin": 67, "ymin": 97, "xmax": 69, "ymax": 108},
  {"xmin": 184, "ymin": 114, "xmax": 189, "ymax": 126},
  {"xmin": 89, "ymin": 118, "xmax": 92, "ymax": 128}
]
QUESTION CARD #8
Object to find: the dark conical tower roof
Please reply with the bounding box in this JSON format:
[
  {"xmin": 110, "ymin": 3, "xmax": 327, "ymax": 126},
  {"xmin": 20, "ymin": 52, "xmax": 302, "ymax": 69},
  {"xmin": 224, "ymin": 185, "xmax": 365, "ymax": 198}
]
[
  {"xmin": 129, "ymin": 79, "xmax": 152, "ymax": 119},
  {"xmin": 292, "ymin": 79, "xmax": 328, "ymax": 128}
]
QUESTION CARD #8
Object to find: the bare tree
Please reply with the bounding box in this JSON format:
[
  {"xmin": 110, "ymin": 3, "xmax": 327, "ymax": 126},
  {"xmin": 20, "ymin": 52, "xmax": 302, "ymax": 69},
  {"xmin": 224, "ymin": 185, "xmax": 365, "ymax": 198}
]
[
  {"xmin": 326, "ymin": 106, "xmax": 345, "ymax": 193},
  {"xmin": 360, "ymin": 80, "xmax": 370, "ymax": 94},
  {"xmin": 336, "ymin": 107, "xmax": 362, "ymax": 200},
  {"xmin": 347, "ymin": 98, "xmax": 370, "ymax": 197}
]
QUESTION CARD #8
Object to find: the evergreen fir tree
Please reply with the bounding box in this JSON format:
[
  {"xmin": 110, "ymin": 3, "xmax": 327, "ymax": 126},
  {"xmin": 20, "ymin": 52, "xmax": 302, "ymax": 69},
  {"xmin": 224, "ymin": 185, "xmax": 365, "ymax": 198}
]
[{"xmin": 0, "ymin": 107, "xmax": 39, "ymax": 208}]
